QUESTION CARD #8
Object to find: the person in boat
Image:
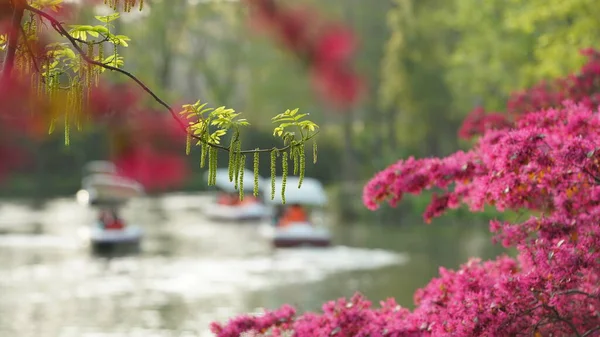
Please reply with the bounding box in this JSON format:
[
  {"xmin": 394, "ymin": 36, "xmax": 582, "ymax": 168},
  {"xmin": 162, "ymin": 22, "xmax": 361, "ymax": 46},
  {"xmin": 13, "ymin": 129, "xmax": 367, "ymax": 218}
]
[
  {"xmin": 240, "ymin": 195, "xmax": 259, "ymax": 205},
  {"xmin": 99, "ymin": 208, "xmax": 125, "ymax": 230},
  {"xmin": 98, "ymin": 209, "xmax": 111, "ymax": 228},
  {"xmin": 277, "ymin": 204, "xmax": 309, "ymax": 228},
  {"xmin": 217, "ymin": 191, "xmax": 240, "ymax": 206}
]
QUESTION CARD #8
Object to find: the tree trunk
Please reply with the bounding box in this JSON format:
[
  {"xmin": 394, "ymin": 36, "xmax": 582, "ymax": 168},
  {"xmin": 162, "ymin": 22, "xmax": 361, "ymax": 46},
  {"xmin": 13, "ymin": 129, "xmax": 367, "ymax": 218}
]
[{"xmin": 2, "ymin": 0, "xmax": 24, "ymax": 79}]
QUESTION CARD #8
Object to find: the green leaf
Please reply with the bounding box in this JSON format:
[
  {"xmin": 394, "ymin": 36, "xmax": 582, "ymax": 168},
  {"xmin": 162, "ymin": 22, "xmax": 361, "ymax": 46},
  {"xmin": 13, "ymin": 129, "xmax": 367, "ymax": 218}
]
[
  {"xmin": 272, "ymin": 117, "xmax": 295, "ymax": 123},
  {"xmin": 95, "ymin": 13, "xmax": 120, "ymax": 23},
  {"xmin": 92, "ymin": 26, "xmax": 110, "ymax": 34},
  {"xmin": 113, "ymin": 35, "xmax": 131, "ymax": 47},
  {"xmin": 294, "ymin": 113, "xmax": 308, "ymax": 121},
  {"xmin": 103, "ymin": 54, "xmax": 124, "ymax": 68},
  {"xmin": 71, "ymin": 31, "xmax": 87, "ymax": 40}
]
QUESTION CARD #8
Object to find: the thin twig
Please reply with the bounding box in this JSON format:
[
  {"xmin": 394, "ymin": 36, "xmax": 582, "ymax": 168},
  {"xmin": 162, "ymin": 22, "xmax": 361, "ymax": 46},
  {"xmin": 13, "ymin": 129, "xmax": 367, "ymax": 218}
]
[
  {"xmin": 26, "ymin": 4, "xmax": 318, "ymax": 155},
  {"xmin": 582, "ymin": 326, "xmax": 600, "ymax": 337},
  {"xmin": 553, "ymin": 289, "xmax": 598, "ymax": 300},
  {"xmin": 543, "ymin": 304, "xmax": 581, "ymax": 337},
  {"xmin": 69, "ymin": 34, "xmax": 111, "ymax": 45}
]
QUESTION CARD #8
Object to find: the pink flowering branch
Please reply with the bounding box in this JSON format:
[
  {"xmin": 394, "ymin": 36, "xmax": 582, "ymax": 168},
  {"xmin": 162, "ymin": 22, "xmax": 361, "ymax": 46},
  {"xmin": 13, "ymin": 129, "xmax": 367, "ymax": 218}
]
[{"xmin": 213, "ymin": 48, "xmax": 600, "ymax": 337}]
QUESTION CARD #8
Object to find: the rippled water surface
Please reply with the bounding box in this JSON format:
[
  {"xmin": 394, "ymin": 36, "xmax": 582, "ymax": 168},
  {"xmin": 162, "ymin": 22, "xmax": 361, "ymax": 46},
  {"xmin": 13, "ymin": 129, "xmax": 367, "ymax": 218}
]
[{"xmin": 0, "ymin": 193, "xmax": 503, "ymax": 337}]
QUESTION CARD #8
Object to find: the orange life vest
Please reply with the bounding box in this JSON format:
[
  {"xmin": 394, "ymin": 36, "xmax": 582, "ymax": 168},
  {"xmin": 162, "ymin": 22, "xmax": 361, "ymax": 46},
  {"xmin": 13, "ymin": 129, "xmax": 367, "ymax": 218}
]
[
  {"xmin": 105, "ymin": 219, "xmax": 124, "ymax": 230},
  {"xmin": 240, "ymin": 196, "xmax": 258, "ymax": 205},
  {"xmin": 278, "ymin": 206, "xmax": 308, "ymax": 227},
  {"xmin": 217, "ymin": 194, "xmax": 232, "ymax": 205}
]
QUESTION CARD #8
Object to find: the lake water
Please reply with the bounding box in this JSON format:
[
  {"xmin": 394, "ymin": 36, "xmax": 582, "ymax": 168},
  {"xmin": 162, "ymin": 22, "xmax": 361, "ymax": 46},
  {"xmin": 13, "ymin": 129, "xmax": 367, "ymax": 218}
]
[{"xmin": 0, "ymin": 193, "xmax": 506, "ymax": 337}]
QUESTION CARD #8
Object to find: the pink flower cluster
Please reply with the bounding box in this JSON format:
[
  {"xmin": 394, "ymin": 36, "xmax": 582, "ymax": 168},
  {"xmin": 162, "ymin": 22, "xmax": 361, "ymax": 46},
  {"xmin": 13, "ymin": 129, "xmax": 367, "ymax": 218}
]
[{"xmin": 213, "ymin": 49, "xmax": 600, "ymax": 336}]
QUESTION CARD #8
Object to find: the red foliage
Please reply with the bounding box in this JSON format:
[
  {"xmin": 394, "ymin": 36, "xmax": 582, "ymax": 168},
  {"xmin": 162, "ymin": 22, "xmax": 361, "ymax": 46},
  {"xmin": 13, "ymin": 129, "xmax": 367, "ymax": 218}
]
[
  {"xmin": 313, "ymin": 25, "xmax": 356, "ymax": 65},
  {"xmin": 113, "ymin": 147, "xmax": 188, "ymax": 191},
  {"xmin": 243, "ymin": 0, "xmax": 364, "ymax": 109},
  {"xmin": 104, "ymin": 101, "xmax": 190, "ymax": 192},
  {"xmin": 0, "ymin": 76, "xmax": 47, "ymax": 183},
  {"xmin": 310, "ymin": 65, "xmax": 363, "ymax": 110}
]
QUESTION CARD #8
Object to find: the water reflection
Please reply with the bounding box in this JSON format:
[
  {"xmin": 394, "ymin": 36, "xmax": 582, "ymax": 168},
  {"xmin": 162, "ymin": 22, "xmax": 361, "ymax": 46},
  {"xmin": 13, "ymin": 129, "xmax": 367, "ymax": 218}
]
[{"xmin": 0, "ymin": 194, "xmax": 413, "ymax": 337}]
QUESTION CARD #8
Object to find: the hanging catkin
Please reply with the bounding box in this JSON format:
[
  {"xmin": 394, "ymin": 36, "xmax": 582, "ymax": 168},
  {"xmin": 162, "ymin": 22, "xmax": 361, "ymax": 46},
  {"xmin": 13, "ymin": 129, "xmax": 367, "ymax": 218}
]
[
  {"xmin": 207, "ymin": 146, "xmax": 216, "ymax": 185},
  {"xmin": 292, "ymin": 145, "xmax": 299, "ymax": 175},
  {"xmin": 228, "ymin": 136, "xmax": 236, "ymax": 182},
  {"xmin": 64, "ymin": 107, "xmax": 70, "ymax": 146},
  {"xmin": 96, "ymin": 43, "xmax": 103, "ymax": 86},
  {"xmin": 200, "ymin": 142, "xmax": 208, "ymax": 168},
  {"xmin": 253, "ymin": 150, "xmax": 259, "ymax": 197},
  {"xmin": 299, "ymin": 144, "xmax": 305, "ymax": 188},
  {"xmin": 211, "ymin": 147, "xmax": 218, "ymax": 185},
  {"xmin": 185, "ymin": 131, "xmax": 191, "ymax": 155},
  {"xmin": 270, "ymin": 150, "xmax": 276, "ymax": 200},
  {"xmin": 233, "ymin": 140, "xmax": 241, "ymax": 190},
  {"xmin": 281, "ymin": 151, "xmax": 288, "ymax": 204},
  {"xmin": 239, "ymin": 156, "xmax": 245, "ymax": 201}
]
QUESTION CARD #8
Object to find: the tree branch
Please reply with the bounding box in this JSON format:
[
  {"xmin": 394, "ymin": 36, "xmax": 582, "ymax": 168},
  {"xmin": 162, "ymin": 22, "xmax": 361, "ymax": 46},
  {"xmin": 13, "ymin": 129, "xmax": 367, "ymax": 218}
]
[
  {"xmin": 26, "ymin": 4, "xmax": 318, "ymax": 155},
  {"xmin": 553, "ymin": 289, "xmax": 598, "ymax": 300}
]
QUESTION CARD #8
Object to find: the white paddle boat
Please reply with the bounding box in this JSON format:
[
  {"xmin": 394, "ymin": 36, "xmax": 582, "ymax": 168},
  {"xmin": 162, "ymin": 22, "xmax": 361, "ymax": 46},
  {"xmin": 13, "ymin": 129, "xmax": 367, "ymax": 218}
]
[
  {"xmin": 262, "ymin": 177, "xmax": 332, "ymax": 248},
  {"xmin": 203, "ymin": 168, "xmax": 269, "ymax": 222},
  {"xmin": 78, "ymin": 216, "xmax": 143, "ymax": 254},
  {"xmin": 76, "ymin": 161, "xmax": 145, "ymax": 253}
]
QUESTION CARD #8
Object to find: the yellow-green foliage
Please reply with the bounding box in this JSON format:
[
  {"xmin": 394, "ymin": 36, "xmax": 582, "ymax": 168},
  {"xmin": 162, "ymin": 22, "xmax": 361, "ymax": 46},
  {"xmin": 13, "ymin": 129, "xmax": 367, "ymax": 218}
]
[
  {"xmin": 22, "ymin": 9, "xmax": 131, "ymax": 145},
  {"xmin": 503, "ymin": 0, "xmax": 599, "ymax": 81},
  {"xmin": 180, "ymin": 104, "xmax": 319, "ymax": 202},
  {"xmin": 379, "ymin": 0, "xmax": 412, "ymax": 110},
  {"xmin": 443, "ymin": 0, "xmax": 598, "ymax": 107}
]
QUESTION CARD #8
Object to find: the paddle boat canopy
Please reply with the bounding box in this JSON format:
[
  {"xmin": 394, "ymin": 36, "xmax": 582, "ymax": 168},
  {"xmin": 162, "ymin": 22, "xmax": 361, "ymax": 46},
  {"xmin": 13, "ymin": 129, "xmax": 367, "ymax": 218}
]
[
  {"xmin": 264, "ymin": 176, "xmax": 331, "ymax": 248},
  {"xmin": 77, "ymin": 161, "xmax": 144, "ymax": 207},
  {"xmin": 203, "ymin": 168, "xmax": 269, "ymax": 222},
  {"xmin": 82, "ymin": 160, "xmax": 117, "ymax": 176}
]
